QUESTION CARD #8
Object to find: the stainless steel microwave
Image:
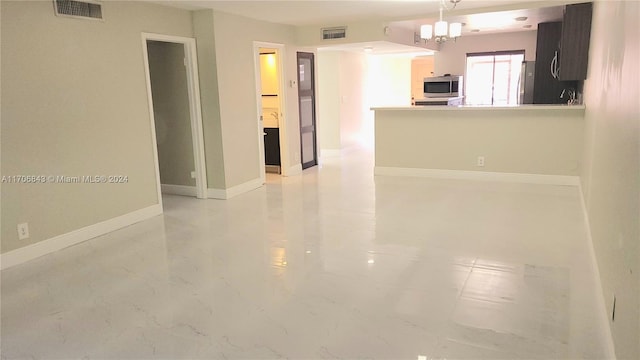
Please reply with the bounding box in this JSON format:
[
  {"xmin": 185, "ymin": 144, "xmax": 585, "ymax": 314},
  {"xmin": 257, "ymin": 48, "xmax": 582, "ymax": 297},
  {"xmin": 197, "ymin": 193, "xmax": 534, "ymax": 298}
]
[{"xmin": 424, "ymin": 75, "xmax": 463, "ymax": 98}]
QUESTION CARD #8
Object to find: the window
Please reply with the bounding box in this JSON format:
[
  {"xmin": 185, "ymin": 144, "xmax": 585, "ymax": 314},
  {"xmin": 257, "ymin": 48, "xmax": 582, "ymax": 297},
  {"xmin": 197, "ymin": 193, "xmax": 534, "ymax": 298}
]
[{"xmin": 465, "ymin": 51, "xmax": 524, "ymax": 106}]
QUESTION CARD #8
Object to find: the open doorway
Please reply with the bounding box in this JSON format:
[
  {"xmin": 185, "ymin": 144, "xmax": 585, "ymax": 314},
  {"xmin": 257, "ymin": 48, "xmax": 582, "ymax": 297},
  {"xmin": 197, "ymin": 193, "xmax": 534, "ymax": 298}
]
[
  {"xmin": 253, "ymin": 42, "xmax": 289, "ymax": 183},
  {"xmin": 142, "ymin": 33, "xmax": 207, "ymax": 204},
  {"xmin": 259, "ymin": 49, "xmax": 282, "ymax": 174}
]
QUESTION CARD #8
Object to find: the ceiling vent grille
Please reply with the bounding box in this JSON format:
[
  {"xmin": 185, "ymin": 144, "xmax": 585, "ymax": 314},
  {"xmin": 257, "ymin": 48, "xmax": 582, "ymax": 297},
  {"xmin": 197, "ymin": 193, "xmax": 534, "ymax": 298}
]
[
  {"xmin": 322, "ymin": 27, "xmax": 347, "ymax": 40},
  {"xmin": 54, "ymin": 0, "xmax": 103, "ymax": 20}
]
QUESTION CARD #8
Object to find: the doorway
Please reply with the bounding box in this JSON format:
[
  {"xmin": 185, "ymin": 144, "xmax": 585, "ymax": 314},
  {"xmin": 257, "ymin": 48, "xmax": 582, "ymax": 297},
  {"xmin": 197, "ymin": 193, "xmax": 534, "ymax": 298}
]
[
  {"xmin": 253, "ymin": 42, "xmax": 289, "ymax": 183},
  {"xmin": 259, "ymin": 49, "xmax": 283, "ymax": 174},
  {"xmin": 142, "ymin": 33, "xmax": 207, "ymax": 203},
  {"xmin": 297, "ymin": 52, "xmax": 318, "ymax": 170}
]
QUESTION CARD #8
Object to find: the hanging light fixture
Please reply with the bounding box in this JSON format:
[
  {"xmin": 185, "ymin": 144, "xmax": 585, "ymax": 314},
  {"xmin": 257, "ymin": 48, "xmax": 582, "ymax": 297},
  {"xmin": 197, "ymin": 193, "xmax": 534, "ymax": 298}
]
[{"xmin": 419, "ymin": 0, "xmax": 462, "ymax": 43}]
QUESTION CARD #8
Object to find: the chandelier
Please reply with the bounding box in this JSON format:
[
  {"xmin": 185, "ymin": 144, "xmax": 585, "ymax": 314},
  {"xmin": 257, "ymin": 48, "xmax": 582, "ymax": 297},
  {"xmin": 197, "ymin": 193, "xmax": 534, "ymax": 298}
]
[{"xmin": 420, "ymin": 0, "xmax": 463, "ymax": 43}]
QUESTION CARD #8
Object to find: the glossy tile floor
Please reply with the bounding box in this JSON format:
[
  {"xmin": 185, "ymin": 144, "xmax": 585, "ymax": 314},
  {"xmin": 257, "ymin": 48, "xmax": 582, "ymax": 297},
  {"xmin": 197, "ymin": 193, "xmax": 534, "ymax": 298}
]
[{"xmin": 1, "ymin": 148, "xmax": 609, "ymax": 359}]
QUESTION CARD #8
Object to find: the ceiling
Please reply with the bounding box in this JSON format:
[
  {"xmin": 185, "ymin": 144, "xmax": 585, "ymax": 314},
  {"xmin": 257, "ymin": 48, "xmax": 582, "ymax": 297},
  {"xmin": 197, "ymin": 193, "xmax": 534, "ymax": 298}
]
[
  {"xmin": 394, "ymin": 5, "xmax": 564, "ymax": 36},
  {"xmin": 147, "ymin": 0, "xmax": 572, "ymax": 28},
  {"xmin": 145, "ymin": 0, "xmax": 571, "ymax": 56}
]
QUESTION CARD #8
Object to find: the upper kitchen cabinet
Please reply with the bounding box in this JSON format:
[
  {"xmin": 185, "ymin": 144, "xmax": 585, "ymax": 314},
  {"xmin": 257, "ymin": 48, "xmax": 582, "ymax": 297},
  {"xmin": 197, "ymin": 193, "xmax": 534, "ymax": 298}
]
[
  {"xmin": 534, "ymin": 22, "xmax": 569, "ymax": 104},
  {"xmin": 558, "ymin": 2, "xmax": 593, "ymax": 81}
]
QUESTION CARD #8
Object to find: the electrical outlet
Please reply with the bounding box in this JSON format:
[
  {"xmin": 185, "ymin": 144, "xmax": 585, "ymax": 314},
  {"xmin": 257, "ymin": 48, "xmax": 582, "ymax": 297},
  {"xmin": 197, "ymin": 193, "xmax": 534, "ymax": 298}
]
[
  {"xmin": 477, "ymin": 156, "xmax": 485, "ymax": 167},
  {"xmin": 190, "ymin": 171, "xmax": 196, "ymax": 179},
  {"xmin": 17, "ymin": 223, "xmax": 29, "ymax": 240}
]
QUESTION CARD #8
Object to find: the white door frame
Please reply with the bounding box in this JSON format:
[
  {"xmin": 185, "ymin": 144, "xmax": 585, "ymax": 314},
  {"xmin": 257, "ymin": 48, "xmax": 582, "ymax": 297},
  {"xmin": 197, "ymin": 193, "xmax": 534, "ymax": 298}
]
[
  {"xmin": 253, "ymin": 42, "xmax": 290, "ymax": 182},
  {"xmin": 141, "ymin": 32, "xmax": 208, "ymax": 201}
]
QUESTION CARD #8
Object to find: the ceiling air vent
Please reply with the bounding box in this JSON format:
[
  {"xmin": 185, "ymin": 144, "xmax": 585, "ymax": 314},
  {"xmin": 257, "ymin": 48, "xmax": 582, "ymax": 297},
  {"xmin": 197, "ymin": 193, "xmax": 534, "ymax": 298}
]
[
  {"xmin": 54, "ymin": 0, "xmax": 103, "ymax": 20},
  {"xmin": 322, "ymin": 27, "xmax": 347, "ymax": 40}
]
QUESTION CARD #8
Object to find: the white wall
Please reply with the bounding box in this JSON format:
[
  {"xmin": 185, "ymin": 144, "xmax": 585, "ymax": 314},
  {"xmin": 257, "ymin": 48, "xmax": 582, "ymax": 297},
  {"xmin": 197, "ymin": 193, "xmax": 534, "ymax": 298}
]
[
  {"xmin": 259, "ymin": 53, "xmax": 281, "ymax": 129},
  {"xmin": 338, "ymin": 51, "xmax": 368, "ymax": 150},
  {"xmin": 295, "ymin": 19, "xmax": 435, "ymax": 52},
  {"xmin": 317, "ymin": 51, "xmax": 342, "ymax": 151},
  {"xmin": 297, "ymin": 20, "xmax": 387, "ymax": 47},
  {"xmin": 192, "ymin": 10, "xmax": 226, "ymax": 189},
  {"xmin": 194, "ymin": 10, "xmax": 310, "ymax": 185},
  {"xmin": 1, "ymin": 1, "xmax": 193, "ymax": 253},
  {"xmin": 434, "ymin": 30, "xmax": 538, "ymax": 76},
  {"xmin": 317, "ymin": 50, "xmax": 369, "ymax": 152},
  {"xmin": 375, "ymin": 107, "xmax": 585, "ymax": 176},
  {"xmin": 581, "ymin": 1, "xmax": 640, "ymax": 358},
  {"xmin": 211, "ymin": 11, "xmax": 303, "ymax": 184}
]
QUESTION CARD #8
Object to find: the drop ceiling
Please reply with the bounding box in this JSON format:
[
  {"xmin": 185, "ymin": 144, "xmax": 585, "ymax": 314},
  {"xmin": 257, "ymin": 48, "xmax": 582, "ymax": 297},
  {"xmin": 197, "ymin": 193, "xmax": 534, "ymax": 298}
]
[{"xmin": 394, "ymin": 5, "xmax": 564, "ymax": 36}]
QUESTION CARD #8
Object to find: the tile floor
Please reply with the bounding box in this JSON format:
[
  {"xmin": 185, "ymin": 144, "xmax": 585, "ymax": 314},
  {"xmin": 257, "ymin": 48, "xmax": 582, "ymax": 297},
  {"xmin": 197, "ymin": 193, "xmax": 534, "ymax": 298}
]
[{"xmin": 1, "ymin": 148, "xmax": 609, "ymax": 359}]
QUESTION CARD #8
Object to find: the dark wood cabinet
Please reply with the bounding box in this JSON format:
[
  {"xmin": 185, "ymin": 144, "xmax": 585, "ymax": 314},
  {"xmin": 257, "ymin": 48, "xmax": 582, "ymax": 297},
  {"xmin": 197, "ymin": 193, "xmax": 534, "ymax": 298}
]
[
  {"xmin": 559, "ymin": 2, "xmax": 593, "ymax": 81},
  {"xmin": 264, "ymin": 127, "xmax": 281, "ymax": 167},
  {"xmin": 533, "ymin": 22, "xmax": 568, "ymax": 104}
]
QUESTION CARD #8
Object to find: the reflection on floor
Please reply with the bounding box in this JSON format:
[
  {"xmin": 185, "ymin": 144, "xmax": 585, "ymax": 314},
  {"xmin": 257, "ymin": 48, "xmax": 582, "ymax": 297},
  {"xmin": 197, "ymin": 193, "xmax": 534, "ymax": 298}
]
[{"xmin": 1, "ymin": 147, "xmax": 609, "ymax": 359}]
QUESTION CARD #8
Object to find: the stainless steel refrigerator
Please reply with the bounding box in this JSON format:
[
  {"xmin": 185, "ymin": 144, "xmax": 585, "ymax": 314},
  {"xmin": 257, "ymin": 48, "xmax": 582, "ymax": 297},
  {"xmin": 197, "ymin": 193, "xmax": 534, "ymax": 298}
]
[{"xmin": 519, "ymin": 61, "xmax": 535, "ymax": 104}]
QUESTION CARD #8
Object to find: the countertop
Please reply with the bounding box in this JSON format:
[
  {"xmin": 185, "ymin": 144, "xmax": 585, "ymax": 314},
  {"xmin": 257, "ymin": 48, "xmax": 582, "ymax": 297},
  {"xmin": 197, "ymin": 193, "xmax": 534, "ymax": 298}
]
[
  {"xmin": 414, "ymin": 96, "xmax": 464, "ymax": 103},
  {"xmin": 372, "ymin": 104, "xmax": 586, "ymax": 111}
]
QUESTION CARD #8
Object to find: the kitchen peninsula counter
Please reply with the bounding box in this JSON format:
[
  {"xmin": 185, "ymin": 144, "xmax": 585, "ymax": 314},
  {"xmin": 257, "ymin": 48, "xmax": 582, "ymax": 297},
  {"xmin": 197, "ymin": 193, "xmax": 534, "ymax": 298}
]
[
  {"xmin": 373, "ymin": 104, "xmax": 585, "ymax": 184},
  {"xmin": 414, "ymin": 96, "xmax": 464, "ymax": 106},
  {"xmin": 374, "ymin": 104, "xmax": 585, "ymax": 111}
]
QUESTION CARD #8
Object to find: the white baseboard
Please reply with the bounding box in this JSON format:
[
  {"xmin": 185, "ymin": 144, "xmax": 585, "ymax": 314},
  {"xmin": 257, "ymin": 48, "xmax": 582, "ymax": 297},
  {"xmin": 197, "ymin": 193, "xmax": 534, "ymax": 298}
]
[
  {"xmin": 1, "ymin": 204, "xmax": 163, "ymax": 270},
  {"xmin": 226, "ymin": 178, "xmax": 263, "ymax": 198},
  {"xmin": 207, "ymin": 188, "xmax": 226, "ymax": 199},
  {"xmin": 207, "ymin": 177, "xmax": 264, "ymax": 200},
  {"xmin": 374, "ymin": 167, "xmax": 580, "ymax": 186},
  {"xmin": 283, "ymin": 164, "xmax": 303, "ymax": 177},
  {"xmin": 577, "ymin": 183, "xmax": 617, "ymax": 359},
  {"xmin": 161, "ymin": 184, "xmax": 196, "ymax": 197}
]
